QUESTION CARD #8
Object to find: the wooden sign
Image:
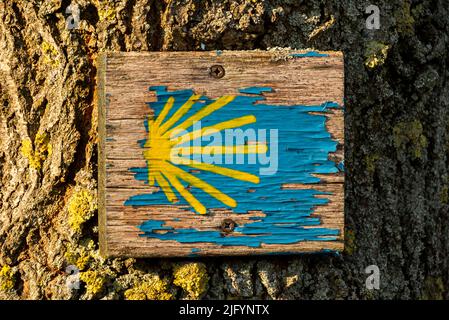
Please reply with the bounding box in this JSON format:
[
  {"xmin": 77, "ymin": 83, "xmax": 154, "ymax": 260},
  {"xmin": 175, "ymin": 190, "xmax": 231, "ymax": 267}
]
[{"xmin": 98, "ymin": 51, "xmax": 344, "ymax": 257}]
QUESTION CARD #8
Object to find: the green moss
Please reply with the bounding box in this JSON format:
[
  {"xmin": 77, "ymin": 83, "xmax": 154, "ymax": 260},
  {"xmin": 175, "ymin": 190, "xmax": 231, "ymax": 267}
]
[
  {"xmin": 80, "ymin": 270, "xmax": 107, "ymax": 296},
  {"xmin": 396, "ymin": 0, "xmax": 415, "ymax": 36},
  {"xmin": 41, "ymin": 41, "xmax": 60, "ymax": 67},
  {"xmin": 344, "ymin": 229, "xmax": 356, "ymax": 255},
  {"xmin": 365, "ymin": 154, "xmax": 380, "ymax": 174},
  {"xmin": 173, "ymin": 262, "xmax": 209, "ymax": 299},
  {"xmin": 411, "ymin": 4, "xmax": 425, "ymax": 20},
  {"xmin": 365, "ymin": 41, "xmax": 390, "ymax": 69},
  {"xmin": 440, "ymin": 186, "xmax": 448, "ymax": 204},
  {"xmin": 21, "ymin": 132, "xmax": 52, "ymax": 170},
  {"xmin": 421, "ymin": 276, "xmax": 444, "ymax": 300},
  {"xmin": 0, "ymin": 265, "xmax": 15, "ymax": 292},
  {"xmin": 68, "ymin": 189, "xmax": 97, "ymax": 232},
  {"xmin": 124, "ymin": 275, "xmax": 173, "ymax": 300},
  {"xmin": 393, "ymin": 120, "xmax": 428, "ymax": 159}
]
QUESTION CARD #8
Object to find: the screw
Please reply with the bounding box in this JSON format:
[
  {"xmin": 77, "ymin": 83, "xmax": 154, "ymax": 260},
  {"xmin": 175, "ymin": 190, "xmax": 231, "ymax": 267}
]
[
  {"xmin": 220, "ymin": 219, "xmax": 236, "ymax": 233},
  {"xmin": 210, "ymin": 65, "xmax": 225, "ymax": 79}
]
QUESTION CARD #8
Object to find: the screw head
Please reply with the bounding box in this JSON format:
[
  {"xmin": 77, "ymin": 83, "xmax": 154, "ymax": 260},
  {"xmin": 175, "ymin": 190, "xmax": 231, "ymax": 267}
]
[
  {"xmin": 210, "ymin": 65, "xmax": 225, "ymax": 79},
  {"xmin": 220, "ymin": 219, "xmax": 236, "ymax": 233}
]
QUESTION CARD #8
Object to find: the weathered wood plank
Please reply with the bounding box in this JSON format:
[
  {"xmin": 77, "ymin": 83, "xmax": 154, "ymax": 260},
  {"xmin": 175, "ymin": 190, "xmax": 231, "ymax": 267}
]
[{"xmin": 98, "ymin": 50, "xmax": 345, "ymax": 257}]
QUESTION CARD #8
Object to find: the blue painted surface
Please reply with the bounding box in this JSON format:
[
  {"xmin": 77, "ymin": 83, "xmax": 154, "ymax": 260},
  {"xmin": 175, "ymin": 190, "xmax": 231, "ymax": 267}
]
[
  {"xmin": 337, "ymin": 160, "xmax": 345, "ymax": 172},
  {"xmin": 290, "ymin": 51, "xmax": 330, "ymax": 58},
  {"xmin": 125, "ymin": 86, "xmax": 342, "ymax": 247},
  {"xmin": 239, "ymin": 87, "xmax": 274, "ymax": 95}
]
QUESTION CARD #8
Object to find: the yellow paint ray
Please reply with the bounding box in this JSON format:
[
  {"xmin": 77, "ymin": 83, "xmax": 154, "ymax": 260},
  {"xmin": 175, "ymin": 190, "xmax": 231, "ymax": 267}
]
[
  {"xmin": 154, "ymin": 97, "xmax": 174, "ymax": 128},
  {"xmin": 158, "ymin": 94, "xmax": 202, "ymax": 135},
  {"xmin": 172, "ymin": 144, "xmax": 268, "ymax": 155},
  {"xmin": 164, "ymin": 95, "xmax": 236, "ymax": 138},
  {"xmin": 164, "ymin": 161, "xmax": 237, "ymax": 208},
  {"xmin": 171, "ymin": 157, "xmax": 260, "ymax": 184},
  {"xmin": 171, "ymin": 115, "xmax": 257, "ymax": 145},
  {"xmin": 154, "ymin": 171, "xmax": 178, "ymax": 203},
  {"xmin": 144, "ymin": 119, "xmax": 155, "ymax": 148},
  {"xmin": 162, "ymin": 170, "xmax": 206, "ymax": 214},
  {"xmin": 148, "ymin": 170, "xmax": 155, "ymax": 186},
  {"xmin": 145, "ymin": 161, "xmax": 168, "ymax": 176}
]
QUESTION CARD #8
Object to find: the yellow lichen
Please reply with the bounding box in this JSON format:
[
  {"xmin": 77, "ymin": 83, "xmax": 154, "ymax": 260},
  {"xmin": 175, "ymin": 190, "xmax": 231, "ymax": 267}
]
[
  {"xmin": 100, "ymin": 8, "xmax": 116, "ymax": 21},
  {"xmin": 65, "ymin": 240, "xmax": 112, "ymax": 297},
  {"xmin": 0, "ymin": 265, "xmax": 15, "ymax": 292},
  {"xmin": 124, "ymin": 275, "xmax": 173, "ymax": 300},
  {"xmin": 365, "ymin": 41, "xmax": 390, "ymax": 69},
  {"xmin": 21, "ymin": 132, "xmax": 52, "ymax": 170},
  {"xmin": 68, "ymin": 189, "xmax": 97, "ymax": 232},
  {"xmin": 393, "ymin": 119, "xmax": 428, "ymax": 159},
  {"xmin": 80, "ymin": 270, "xmax": 107, "ymax": 296},
  {"xmin": 64, "ymin": 240, "xmax": 97, "ymax": 271},
  {"xmin": 173, "ymin": 262, "xmax": 209, "ymax": 299},
  {"xmin": 285, "ymin": 275, "xmax": 299, "ymax": 288},
  {"xmin": 41, "ymin": 41, "xmax": 60, "ymax": 67},
  {"xmin": 94, "ymin": 0, "xmax": 116, "ymax": 22}
]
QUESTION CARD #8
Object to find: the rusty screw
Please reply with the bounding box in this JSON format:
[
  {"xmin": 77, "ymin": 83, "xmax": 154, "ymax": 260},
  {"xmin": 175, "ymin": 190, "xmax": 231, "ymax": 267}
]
[
  {"xmin": 210, "ymin": 65, "xmax": 225, "ymax": 79},
  {"xmin": 220, "ymin": 219, "xmax": 236, "ymax": 233}
]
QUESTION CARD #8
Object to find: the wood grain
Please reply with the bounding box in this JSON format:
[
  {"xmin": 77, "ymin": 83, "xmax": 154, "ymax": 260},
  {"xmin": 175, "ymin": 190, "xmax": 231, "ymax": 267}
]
[{"xmin": 98, "ymin": 51, "xmax": 345, "ymax": 258}]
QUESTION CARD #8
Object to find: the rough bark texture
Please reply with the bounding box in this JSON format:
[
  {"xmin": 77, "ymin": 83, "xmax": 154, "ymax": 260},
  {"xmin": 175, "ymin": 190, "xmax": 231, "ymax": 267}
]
[{"xmin": 0, "ymin": 0, "xmax": 448, "ymax": 300}]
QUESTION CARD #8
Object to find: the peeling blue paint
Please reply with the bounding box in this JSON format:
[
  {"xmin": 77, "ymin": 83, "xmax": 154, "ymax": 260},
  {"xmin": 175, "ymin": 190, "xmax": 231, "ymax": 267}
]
[
  {"xmin": 239, "ymin": 87, "xmax": 274, "ymax": 95},
  {"xmin": 337, "ymin": 160, "xmax": 345, "ymax": 172},
  {"xmin": 321, "ymin": 249, "xmax": 340, "ymax": 256},
  {"xmin": 188, "ymin": 253, "xmax": 200, "ymax": 258},
  {"xmin": 138, "ymin": 221, "xmax": 338, "ymax": 247},
  {"xmin": 125, "ymin": 86, "xmax": 342, "ymax": 248},
  {"xmin": 290, "ymin": 51, "xmax": 330, "ymax": 58}
]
